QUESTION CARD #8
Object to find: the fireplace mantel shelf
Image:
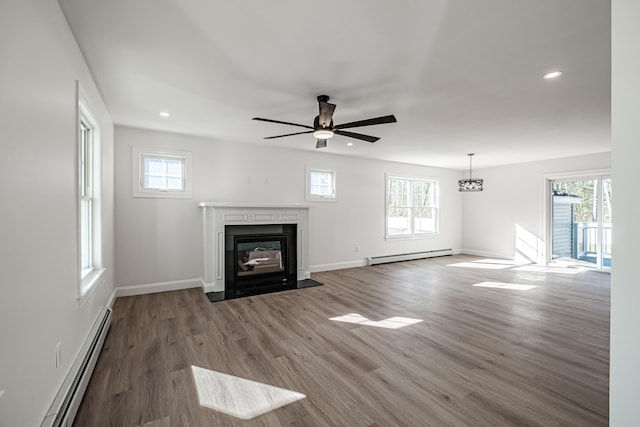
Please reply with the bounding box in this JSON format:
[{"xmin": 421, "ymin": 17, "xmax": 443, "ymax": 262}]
[{"xmin": 199, "ymin": 202, "xmax": 314, "ymax": 209}]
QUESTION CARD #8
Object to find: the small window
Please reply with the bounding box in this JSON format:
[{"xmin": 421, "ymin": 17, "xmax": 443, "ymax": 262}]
[
  {"xmin": 133, "ymin": 147, "xmax": 192, "ymax": 198},
  {"xmin": 306, "ymin": 166, "xmax": 336, "ymax": 201},
  {"xmin": 386, "ymin": 175, "xmax": 439, "ymax": 238}
]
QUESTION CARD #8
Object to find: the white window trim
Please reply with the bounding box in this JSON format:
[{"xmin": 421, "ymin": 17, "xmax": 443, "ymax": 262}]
[
  {"xmin": 385, "ymin": 172, "xmax": 440, "ymax": 240},
  {"xmin": 305, "ymin": 165, "xmax": 337, "ymax": 202},
  {"xmin": 133, "ymin": 146, "xmax": 193, "ymax": 198},
  {"xmin": 77, "ymin": 84, "xmax": 105, "ymax": 304}
]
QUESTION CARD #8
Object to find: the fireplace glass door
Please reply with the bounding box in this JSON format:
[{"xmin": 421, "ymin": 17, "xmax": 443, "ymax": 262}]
[{"xmin": 236, "ymin": 239, "xmax": 285, "ymax": 277}]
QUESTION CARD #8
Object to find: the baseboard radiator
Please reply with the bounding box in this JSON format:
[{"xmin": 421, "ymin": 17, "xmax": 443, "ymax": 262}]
[
  {"xmin": 368, "ymin": 248, "xmax": 453, "ymax": 266},
  {"xmin": 41, "ymin": 306, "xmax": 112, "ymax": 427}
]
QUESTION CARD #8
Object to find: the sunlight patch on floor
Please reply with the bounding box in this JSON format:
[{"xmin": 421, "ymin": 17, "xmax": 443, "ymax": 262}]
[
  {"xmin": 447, "ymin": 260, "xmax": 513, "ymax": 270},
  {"xmin": 472, "ymin": 281, "xmax": 538, "ymax": 291},
  {"xmin": 329, "ymin": 313, "xmax": 423, "ymax": 329},
  {"xmin": 191, "ymin": 366, "xmax": 306, "ymax": 420},
  {"xmin": 511, "ymin": 265, "xmax": 587, "ymax": 275}
]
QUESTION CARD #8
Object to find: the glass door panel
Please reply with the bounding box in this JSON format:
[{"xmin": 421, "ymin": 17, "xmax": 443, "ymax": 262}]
[{"xmin": 550, "ymin": 175, "xmax": 611, "ymax": 270}]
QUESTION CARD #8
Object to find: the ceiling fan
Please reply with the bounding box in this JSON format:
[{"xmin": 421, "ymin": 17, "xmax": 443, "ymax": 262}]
[{"xmin": 253, "ymin": 95, "xmax": 397, "ymax": 149}]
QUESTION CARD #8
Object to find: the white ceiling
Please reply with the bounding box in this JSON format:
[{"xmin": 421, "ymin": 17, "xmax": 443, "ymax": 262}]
[{"xmin": 58, "ymin": 0, "xmax": 611, "ymax": 170}]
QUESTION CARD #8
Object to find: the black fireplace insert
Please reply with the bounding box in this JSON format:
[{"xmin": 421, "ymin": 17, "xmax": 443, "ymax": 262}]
[{"xmin": 225, "ymin": 224, "xmax": 297, "ymax": 299}]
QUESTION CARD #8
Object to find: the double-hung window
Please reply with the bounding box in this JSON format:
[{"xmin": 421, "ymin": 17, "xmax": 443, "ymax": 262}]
[
  {"xmin": 78, "ymin": 95, "xmax": 103, "ymax": 299},
  {"xmin": 386, "ymin": 175, "xmax": 438, "ymax": 238}
]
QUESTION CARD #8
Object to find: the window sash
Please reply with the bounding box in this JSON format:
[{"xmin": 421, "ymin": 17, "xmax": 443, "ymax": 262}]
[
  {"xmin": 80, "ymin": 121, "xmax": 94, "ymax": 272},
  {"xmin": 80, "ymin": 197, "xmax": 92, "ymax": 271},
  {"xmin": 310, "ymin": 171, "xmax": 334, "ymax": 196},
  {"xmin": 307, "ymin": 169, "xmax": 336, "ymax": 199},
  {"xmin": 80, "ymin": 122, "xmax": 92, "ymax": 198},
  {"xmin": 386, "ymin": 177, "xmax": 438, "ymax": 237},
  {"xmin": 133, "ymin": 148, "xmax": 192, "ymax": 198},
  {"xmin": 142, "ymin": 155, "xmax": 185, "ymax": 191}
]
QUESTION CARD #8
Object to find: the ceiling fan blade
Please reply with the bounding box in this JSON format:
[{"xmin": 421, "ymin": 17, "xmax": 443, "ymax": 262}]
[
  {"xmin": 316, "ymin": 139, "xmax": 327, "ymax": 149},
  {"xmin": 252, "ymin": 117, "xmax": 313, "ymax": 130},
  {"xmin": 334, "ymin": 114, "xmax": 397, "ymax": 130},
  {"xmin": 334, "ymin": 130, "xmax": 380, "ymax": 143},
  {"xmin": 318, "ymin": 102, "xmax": 336, "ymax": 127},
  {"xmin": 264, "ymin": 130, "xmax": 314, "ymax": 139}
]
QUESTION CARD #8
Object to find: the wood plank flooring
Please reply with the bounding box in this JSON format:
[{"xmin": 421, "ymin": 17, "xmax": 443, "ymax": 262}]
[{"xmin": 74, "ymin": 255, "xmax": 610, "ymax": 426}]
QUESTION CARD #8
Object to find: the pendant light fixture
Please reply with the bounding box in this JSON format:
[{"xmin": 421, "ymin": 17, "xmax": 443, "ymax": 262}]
[{"xmin": 458, "ymin": 153, "xmax": 483, "ymax": 192}]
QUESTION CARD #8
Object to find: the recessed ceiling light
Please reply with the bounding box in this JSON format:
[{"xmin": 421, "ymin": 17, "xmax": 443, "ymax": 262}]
[
  {"xmin": 159, "ymin": 111, "xmax": 170, "ymax": 117},
  {"xmin": 543, "ymin": 71, "xmax": 563, "ymax": 80},
  {"xmin": 346, "ymin": 142, "xmax": 354, "ymax": 146}
]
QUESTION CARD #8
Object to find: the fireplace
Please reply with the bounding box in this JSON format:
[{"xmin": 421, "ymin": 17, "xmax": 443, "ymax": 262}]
[
  {"xmin": 225, "ymin": 224, "xmax": 297, "ymax": 299},
  {"xmin": 199, "ymin": 202, "xmax": 311, "ymax": 295}
]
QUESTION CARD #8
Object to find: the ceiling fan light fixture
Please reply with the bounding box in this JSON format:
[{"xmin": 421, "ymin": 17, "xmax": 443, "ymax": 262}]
[{"xmin": 313, "ymin": 129, "xmax": 334, "ymax": 139}]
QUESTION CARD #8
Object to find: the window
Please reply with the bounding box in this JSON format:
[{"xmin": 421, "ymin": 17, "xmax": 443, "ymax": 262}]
[
  {"xmin": 133, "ymin": 147, "xmax": 192, "ymax": 198},
  {"xmin": 306, "ymin": 166, "xmax": 336, "ymax": 201},
  {"xmin": 386, "ymin": 175, "xmax": 438, "ymax": 238},
  {"xmin": 78, "ymin": 94, "xmax": 104, "ymax": 298}
]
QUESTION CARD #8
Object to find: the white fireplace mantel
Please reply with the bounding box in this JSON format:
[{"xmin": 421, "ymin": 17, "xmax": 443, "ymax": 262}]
[{"xmin": 199, "ymin": 202, "xmax": 313, "ymax": 293}]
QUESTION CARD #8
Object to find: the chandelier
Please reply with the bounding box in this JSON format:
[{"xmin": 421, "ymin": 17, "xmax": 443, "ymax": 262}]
[{"xmin": 458, "ymin": 153, "xmax": 483, "ymax": 192}]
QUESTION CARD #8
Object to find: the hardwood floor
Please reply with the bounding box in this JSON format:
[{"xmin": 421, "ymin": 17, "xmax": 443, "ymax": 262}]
[{"xmin": 74, "ymin": 255, "xmax": 610, "ymax": 426}]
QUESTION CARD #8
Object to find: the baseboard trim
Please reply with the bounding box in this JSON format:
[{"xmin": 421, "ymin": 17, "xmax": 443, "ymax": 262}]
[
  {"xmin": 309, "ymin": 260, "xmax": 368, "ymax": 273},
  {"xmin": 114, "ymin": 278, "xmax": 202, "ymax": 298},
  {"xmin": 106, "ymin": 288, "xmax": 117, "ymax": 309}
]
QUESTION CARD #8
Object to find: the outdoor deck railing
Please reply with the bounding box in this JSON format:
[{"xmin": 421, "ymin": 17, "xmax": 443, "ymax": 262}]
[{"xmin": 575, "ymin": 222, "xmax": 612, "ymax": 257}]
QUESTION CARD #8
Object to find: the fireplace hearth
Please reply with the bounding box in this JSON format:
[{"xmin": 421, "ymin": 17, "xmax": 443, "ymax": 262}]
[{"xmin": 225, "ymin": 224, "xmax": 297, "ymax": 299}]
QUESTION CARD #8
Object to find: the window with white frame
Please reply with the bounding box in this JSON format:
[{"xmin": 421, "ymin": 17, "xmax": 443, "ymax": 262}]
[
  {"xmin": 79, "ymin": 95, "xmax": 104, "ymax": 297},
  {"xmin": 306, "ymin": 166, "xmax": 336, "ymax": 201},
  {"xmin": 386, "ymin": 175, "xmax": 439, "ymax": 238},
  {"xmin": 133, "ymin": 147, "xmax": 192, "ymax": 198}
]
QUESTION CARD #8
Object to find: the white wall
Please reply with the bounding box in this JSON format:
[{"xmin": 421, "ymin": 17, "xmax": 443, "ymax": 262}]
[
  {"xmin": 0, "ymin": 1, "xmax": 114, "ymax": 426},
  {"xmin": 462, "ymin": 152, "xmax": 611, "ymax": 260},
  {"xmin": 610, "ymin": 0, "xmax": 640, "ymax": 424},
  {"xmin": 114, "ymin": 126, "xmax": 463, "ymax": 288}
]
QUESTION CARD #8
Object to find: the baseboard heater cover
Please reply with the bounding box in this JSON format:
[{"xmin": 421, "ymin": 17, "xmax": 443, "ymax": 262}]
[
  {"xmin": 367, "ymin": 249, "xmax": 453, "ymax": 265},
  {"xmin": 41, "ymin": 306, "xmax": 112, "ymax": 427}
]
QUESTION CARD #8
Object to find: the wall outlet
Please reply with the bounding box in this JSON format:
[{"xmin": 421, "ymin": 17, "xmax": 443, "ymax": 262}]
[
  {"xmin": 56, "ymin": 342, "xmax": 62, "ymax": 368},
  {"xmin": 355, "ymin": 246, "xmax": 359, "ymax": 253}
]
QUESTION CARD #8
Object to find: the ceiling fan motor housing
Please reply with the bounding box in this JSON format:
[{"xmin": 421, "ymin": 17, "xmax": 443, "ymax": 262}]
[{"xmin": 313, "ymin": 115, "xmax": 333, "ymax": 130}]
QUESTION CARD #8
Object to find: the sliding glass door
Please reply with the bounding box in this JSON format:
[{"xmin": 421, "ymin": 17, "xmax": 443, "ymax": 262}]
[{"xmin": 549, "ymin": 175, "xmax": 612, "ymax": 269}]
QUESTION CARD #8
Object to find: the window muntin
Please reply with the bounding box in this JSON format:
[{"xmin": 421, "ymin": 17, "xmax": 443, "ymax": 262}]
[
  {"xmin": 133, "ymin": 147, "xmax": 192, "ymax": 198},
  {"xmin": 306, "ymin": 166, "xmax": 337, "ymax": 201},
  {"xmin": 386, "ymin": 176, "xmax": 438, "ymax": 237}
]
